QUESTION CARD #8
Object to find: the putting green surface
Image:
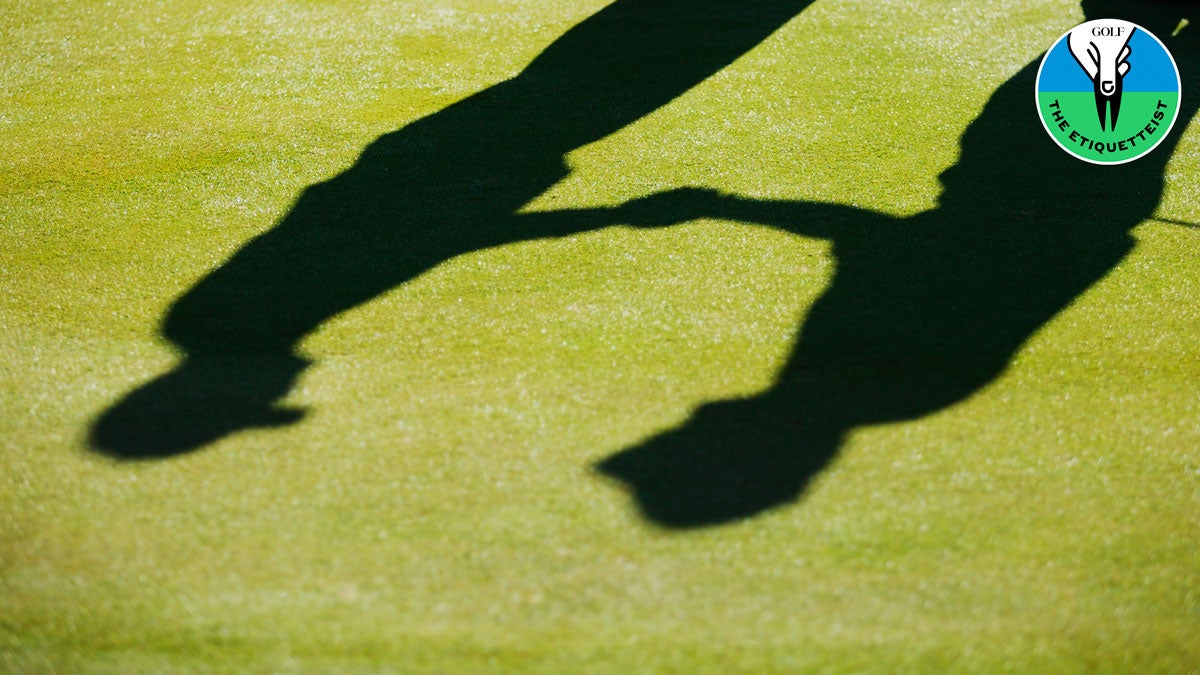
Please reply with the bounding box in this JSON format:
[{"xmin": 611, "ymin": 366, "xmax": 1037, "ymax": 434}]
[{"xmin": 3, "ymin": 1, "xmax": 1199, "ymax": 672}]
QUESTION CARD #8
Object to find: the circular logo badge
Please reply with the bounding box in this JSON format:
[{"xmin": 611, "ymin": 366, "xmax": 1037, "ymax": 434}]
[{"xmin": 1036, "ymin": 19, "xmax": 1181, "ymax": 165}]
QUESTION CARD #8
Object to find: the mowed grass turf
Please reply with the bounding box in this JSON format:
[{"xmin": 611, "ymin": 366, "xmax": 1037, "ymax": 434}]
[{"xmin": 3, "ymin": 0, "xmax": 1199, "ymax": 672}]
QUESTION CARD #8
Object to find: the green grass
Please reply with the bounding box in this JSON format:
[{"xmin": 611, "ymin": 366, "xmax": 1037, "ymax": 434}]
[{"xmin": 3, "ymin": 0, "xmax": 1200, "ymax": 672}]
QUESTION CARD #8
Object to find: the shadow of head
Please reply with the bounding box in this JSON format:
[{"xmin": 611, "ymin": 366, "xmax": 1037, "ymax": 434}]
[
  {"xmin": 597, "ymin": 397, "xmax": 843, "ymax": 528},
  {"xmin": 89, "ymin": 355, "xmax": 307, "ymax": 460}
]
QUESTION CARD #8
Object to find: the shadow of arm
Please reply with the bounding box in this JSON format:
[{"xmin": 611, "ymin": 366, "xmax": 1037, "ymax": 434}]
[{"xmin": 516, "ymin": 187, "xmax": 874, "ymax": 239}]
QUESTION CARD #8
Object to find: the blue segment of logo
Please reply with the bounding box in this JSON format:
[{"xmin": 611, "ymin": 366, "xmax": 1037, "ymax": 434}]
[{"xmin": 1038, "ymin": 28, "xmax": 1178, "ymax": 93}]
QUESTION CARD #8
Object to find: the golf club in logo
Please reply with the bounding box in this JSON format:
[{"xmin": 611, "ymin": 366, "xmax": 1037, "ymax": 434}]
[{"xmin": 1036, "ymin": 19, "xmax": 1181, "ymax": 164}]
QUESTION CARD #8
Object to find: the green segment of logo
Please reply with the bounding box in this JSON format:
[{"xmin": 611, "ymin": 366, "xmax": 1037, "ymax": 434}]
[{"xmin": 1038, "ymin": 92, "xmax": 1179, "ymax": 164}]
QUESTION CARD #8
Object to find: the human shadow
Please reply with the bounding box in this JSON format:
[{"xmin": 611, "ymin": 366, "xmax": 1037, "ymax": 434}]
[
  {"xmin": 89, "ymin": 1, "xmax": 816, "ymax": 458},
  {"xmin": 90, "ymin": 0, "xmax": 1195, "ymax": 533},
  {"xmin": 596, "ymin": 0, "xmax": 1198, "ymax": 527}
]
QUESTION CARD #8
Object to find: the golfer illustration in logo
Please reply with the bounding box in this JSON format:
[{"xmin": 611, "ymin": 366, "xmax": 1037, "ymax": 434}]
[
  {"xmin": 1036, "ymin": 18, "xmax": 1180, "ymax": 164},
  {"xmin": 1069, "ymin": 21, "xmax": 1132, "ymax": 130}
]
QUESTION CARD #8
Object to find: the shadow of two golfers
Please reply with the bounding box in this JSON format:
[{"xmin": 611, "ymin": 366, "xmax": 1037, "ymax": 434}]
[{"xmin": 92, "ymin": 0, "xmax": 1197, "ymax": 528}]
